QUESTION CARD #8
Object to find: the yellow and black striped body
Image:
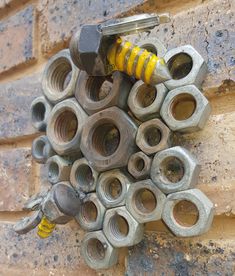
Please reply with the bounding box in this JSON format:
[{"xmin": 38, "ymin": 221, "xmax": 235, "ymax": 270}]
[{"xmin": 37, "ymin": 216, "xmax": 56, "ymax": 239}]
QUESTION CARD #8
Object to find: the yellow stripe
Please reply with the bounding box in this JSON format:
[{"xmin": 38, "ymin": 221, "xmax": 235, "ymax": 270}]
[
  {"xmin": 126, "ymin": 46, "xmax": 141, "ymax": 76},
  {"xmin": 144, "ymin": 55, "xmax": 159, "ymax": 84},
  {"xmin": 107, "ymin": 38, "xmax": 122, "ymax": 71},
  {"xmin": 37, "ymin": 230, "xmax": 51, "ymax": 239},
  {"xmin": 116, "ymin": 41, "xmax": 132, "ymax": 71},
  {"xmin": 135, "ymin": 50, "xmax": 151, "ymax": 80}
]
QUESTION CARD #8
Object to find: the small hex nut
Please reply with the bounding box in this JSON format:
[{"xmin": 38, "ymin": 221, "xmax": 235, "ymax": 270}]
[
  {"xmin": 128, "ymin": 81, "xmax": 168, "ymax": 121},
  {"xmin": 103, "ymin": 206, "xmax": 144, "ymax": 248},
  {"xmin": 75, "ymin": 193, "xmax": 106, "ymax": 231},
  {"xmin": 75, "ymin": 70, "xmax": 133, "ymax": 115},
  {"xmin": 32, "ymin": 135, "xmax": 55, "ymax": 164},
  {"xmin": 30, "ymin": 96, "xmax": 52, "ymax": 131},
  {"xmin": 127, "ymin": 152, "xmax": 152, "ymax": 180},
  {"xmin": 126, "ymin": 179, "xmax": 166, "ymax": 223},
  {"xmin": 164, "ymin": 45, "xmax": 208, "ymax": 90},
  {"xmin": 70, "ymin": 158, "xmax": 99, "ymax": 193},
  {"xmin": 136, "ymin": 119, "xmax": 171, "ymax": 155},
  {"xmin": 160, "ymin": 85, "xmax": 211, "ymax": 133},
  {"xmin": 151, "ymin": 146, "xmax": 200, "ymax": 194},
  {"xmin": 81, "ymin": 230, "xmax": 119, "ymax": 270},
  {"xmin": 138, "ymin": 37, "xmax": 167, "ymax": 57},
  {"xmin": 97, "ymin": 169, "xmax": 132, "ymax": 208},
  {"xmin": 42, "ymin": 49, "xmax": 80, "ymax": 104},
  {"xmin": 162, "ymin": 189, "xmax": 214, "ymax": 237}
]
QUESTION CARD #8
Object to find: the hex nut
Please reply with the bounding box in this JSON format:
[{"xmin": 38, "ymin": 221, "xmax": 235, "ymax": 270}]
[
  {"xmin": 80, "ymin": 106, "xmax": 137, "ymax": 172},
  {"xmin": 32, "ymin": 135, "xmax": 55, "ymax": 164},
  {"xmin": 164, "ymin": 45, "xmax": 207, "ymax": 90},
  {"xmin": 75, "ymin": 70, "xmax": 133, "ymax": 115},
  {"xmin": 151, "ymin": 146, "xmax": 200, "ymax": 194},
  {"xmin": 136, "ymin": 119, "xmax": 171, "ymax": 155},
  {"xmin": 138, "ymin": 37, "xmax": 167, "ymax": 57},
  {"xmin": 42, "ymin": 49, "xmax": 80, "ymax": 104},
  {"xmin": 30, "ymin": 96, "xmax": 52, "ymax": 131},
  {"xmin": 81, "ymin": 230, "xmax": 119, "ymax": 270},
  {"xmin": 127, "ymin": 152, "xmax": 152, "ymax": 180},
  {"xmin": 162, "ymin": 189, "xmax": 214, "ymax": 237},
  {"xmin": 47, "ymin": 98, "xmax": 88, "ymax": 155},
  {"xmin": 97, "ymin": 169, "xmax": 132, "ymax": 208},
  {"xmin": 126, "ymin": 179, "xmax": 166, "ymax": 223},
  {"xmin": 103, "ymin": 206, "xmax": 144, "ymax": 248},
  {"xmin": 160, "ymin": 85, "xmax": 211, "ymax": 133},
  {"xmin": 70, "ymin": 157, "xmax": 99, "ymax": 193},
  {"xmin": 75, "ymin": 193, "xmax": 106, "ymax": 231}
]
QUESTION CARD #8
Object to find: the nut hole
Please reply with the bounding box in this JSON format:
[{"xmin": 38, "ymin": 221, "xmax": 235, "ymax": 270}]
[
  {"xmin": 75, "ymin": 164, "xmax": 94, "ymax": 187},
  {"xmin": 173, "ymin": 200, "xmax": 199, "ymax": 227},
  {"xmin": 87, "ymin": 238, "xmax": 106, "ymax": 261},
  {"xmin": 109, "ymin": 215, "xmax": 129, "ymax": 239},
  {"xmin": 87, "ymin": 77, "xmax": 113, "ymax": 102},
  {"xmin": 48, "ymin": 162, "xmax": 59, "ymax": 181},
  {"xmin": 32, "ymin": 102, "xmax": 46, "ymax": 123},
  {"xmin": 141, "ymin": 43, "xmax": 158, "ymax": 55},
  {"xmin": 144, "ymin": 127, "xmax": 162, "ymax": 147},
  {"xmin": 160, "ymin": 157, "xmax": 185, "ymax": 183},
  {"xmin": 81, "ymin": 201, "xmax": 98, "ymax": 223},
  {"xmin": 134, "ymin": 188, "xmax": 157, "ymax": 214},
  {"xmin": 34, "ymin": 139, "xmax": 46, "ymax": 158},
  {"xmin": 134, "ymin": 157, "xmax": 145, "ymax": 172},
  {"xmin": 167, "ymin": 53, "xmax": 193, "ymax": 80},
  {"xmin": 136, "ymin": 84, "xmax": 157, "ymax": 108},
  {"xmin": 104, "ymin": 178, "xmax": 122, "ymax": 200}
]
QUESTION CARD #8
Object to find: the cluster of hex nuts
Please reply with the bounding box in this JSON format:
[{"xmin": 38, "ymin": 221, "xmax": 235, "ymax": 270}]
[{"xmin": 30, "ymin": 39, "xmax": 214, "ymax": 270}]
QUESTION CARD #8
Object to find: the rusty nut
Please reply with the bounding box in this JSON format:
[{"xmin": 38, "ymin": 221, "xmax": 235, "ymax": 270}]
[
  {"xmin": 80, "ymin": 106, "xmax": 137, "ymax": 172},
  {"xmin": 32, "ymin": 135, "xmax": 55, "ymax": 164},
  {"xmin": 138, "ymin": 37, "xmax": 167, "ymax": 58}
]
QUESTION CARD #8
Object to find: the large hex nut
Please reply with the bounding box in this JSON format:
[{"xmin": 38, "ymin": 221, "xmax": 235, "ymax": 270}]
[
  {"xmin": 32, "ymin": 135, "xmax": 55, "ymax": 164},
  {"xmin": 160, "ymin": 85, "xmax": 211, "ymax": 133},
  {"xmin": 81, "ymin": 231, "xmax": 119, "ymax": 270},
  {"xmin": 75, "ymin": 193, "xmax": 106, "ymax": 231},
  {"xmin": 80, "ymin": 106, "xmax": 137, "ymax": 172},
  {"xmin": 136, "ymin": 119, "xmax": 171, "ymax": 155},
  {"xmin": 46, "ymin": 155, "xmax": 72, "ymax": 184},
  {"xmin": 126, "ymin": 179, "xmax": 166, "ymax": 223},
  {"xmin": 30, "ymin": 96, "xmax": 52, "ymax": 131},
  {"xmin": 97, "ymin": 169, "xmax": 132, "ymax": 208},
  {"xmin": 70, "ymin": 158, "xmax": 99, "ymax": 193},
  {"xmin": 138, "ymin": 37, "xmax": 167, "ymax": 57},
  {"xmin": 103, "ymin": 206, "xmax": 144, "ymax": 248},
  {"xmin": 47, "ymin": 98, "xmax": 87, "ymax": 155},
  {"xmin": 75, "ymin": 70, "xmax": 133, "ymax": 115},
  {"xmin": 128, "ymin": 81, "xmax": 168, "ymax": 121},
  {"xmin": 151, "ymin": 146, "xmax": 200, "ymax": 194},
  {"xmin": 127, "ymin": 152, "xmax": 152, "ymax": 180},
  {"xmin": 42, "ymin": 49, "xmax": 80, "ymax": 104},
  {"xmin": 162, "ymin": 189, "xmax": 214, "ymax": 237},
  {"xmin": 164, "ymin": 45, "xmax": 207, "ymax": 90}
]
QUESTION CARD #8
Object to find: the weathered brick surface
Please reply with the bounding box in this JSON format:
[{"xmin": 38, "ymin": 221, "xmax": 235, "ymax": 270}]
[
  {"xmin": 0, "ymin": 6, "xmax": 35, "ymax": 74},
  {"xmin": 0, "ymin": 73, "xmax": 43, "ymax": 140},
  {"xmin": 0, "ymin": 148, "xmax": 34, "ymax": 211}
]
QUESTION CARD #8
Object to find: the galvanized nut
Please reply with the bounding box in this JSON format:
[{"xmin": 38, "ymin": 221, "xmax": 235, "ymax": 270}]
[
  {"xmin": 126, "ymin": 179, "xmax": 166, "ymax": 223},
  {"xmin": 75, "ymin": 193, "xmax": 106, "ymax": 231},
  {"xmin": 47, "ymin": 155, "xmax": 72, "ymax": 184},
  {"xmin": 138, "ymin": 37, "xmax": 167, "ymax": 57},
  {"xmin": 80, "ymin": 106, "xmax": 137, "ymax": 172},
  {"xmin": 164, "ymin": 45, "xmax": 207, "ymax": 90},
  {"xmin": 30, "ymin": 96, "xmax": 52, "ymax": 131},
  {"xmin": 47, "ymin": 98, "xmax": 88, "ymax": 155},
  {"xmin": 151, "ymin": 146, "xmax": 200, "ymax": 194},
  {"xmin": 160, "ymin": 84, "xmax": 211, "ymax": 133},
  {"xmin": 127, "ymin": 151, "xmax": 152, "ymax": 180},
  {"xmin": 32, "ymin": 135, "xmax": 55, "ymax": 164},
  {"xmin": 81, "ymin": 230, "xmax": 119, "ymax": 269},
  {"xmin": 42, "ymin": 49, "xmax": 80, "ymax": 104},
  {"xmin": 103, "ymin": 206, "xmax": 144, "ymax": 248},
  {"xmin": 70, "ymin": 157, "xmax": 98, "ymax": 193},
  {"xmin": 162, "ymin": 189, "xmax": 214, "ymax": 237},
  {"xmin": 128, "ymin": 80, "xmax": 168, "ymax": 121},
  {"xmin": 136, "ymin": 118, "xmax": 171, "ymax": 155},
  {"xmin": 75, "ymin": 70, "xmax": 133, "ymax": 115},
  {"xmin": 97, "ymin": 169, "xmax": 132, "ymax": 208}
]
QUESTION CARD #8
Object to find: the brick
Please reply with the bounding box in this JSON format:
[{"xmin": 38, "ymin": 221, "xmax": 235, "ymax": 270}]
[
  {"xmin": 0, "ymin": 73, "xmax": 43, "ymax": 140},
  {"xmin": 0, "ymin": 148, "xmax": 34, "ymax": 211},
  {"xmin": 0, "ymin": 6, "xmax": 36, "ymax": 74}
]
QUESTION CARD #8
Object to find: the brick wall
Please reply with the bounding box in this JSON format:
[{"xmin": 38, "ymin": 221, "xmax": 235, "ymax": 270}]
[{"xmin": 0, "ymin": 0, "xmax": 234, "ymax": 275}]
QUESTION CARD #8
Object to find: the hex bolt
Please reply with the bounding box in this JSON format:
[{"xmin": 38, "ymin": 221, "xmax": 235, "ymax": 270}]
[
  {"xmin": 81, "ymin": 231, "xmax": 119, "ymax": 269},
  {"xmin": 164, "ymin": 45, "xmax": 208, "ymax": 90},
  {"xmin": 128, "ymin": 81, "xmax": 168, "ymax": 121},
  {"xmin": 162, "ymin": 189, "xmax": 214, "ymax": 237},
  {"xmin": 32, "ymin": 135, "xmax": 55, "ymax": 164},
  {"xmin": 160, "ymin": 85, "xmax": 211, "ymax": 133},
  {"xmin": 103, "ymin": 206, "xmax": 144, "ymax": 248},
  {"xmin": 70, "ymin": 157, "xmax": 99, "ymax": 193},
  {"xmin": 138, "ymin": 37, "xmax": 167, "ymax": 58},
  {"xmin": 42, "ymin": 49, "xmax": 80, "ymax": 104},
  {"xmin": 30, "ymin": 96, "xmax": 52, "ymax": 131},
  {"xmin": 126, "ymin": 179, "xmax": 166, "ymax": 223},
  {"xmin": 136, "ymin": 118, "xmax": 172, "ymax": 155},
  {"xmin": 127, "ymin": 152, "xmax": 152, "ymax": 180},
  {"xmin": 97, "ymin": 169, "xmax": 132, "ymax": 208},
  {"xmin": 75, "ymin": 193, "xmax": 106, "ymax": 231},
  {"xmin": 151, "ymin": 146, "xmax": 200, "ymax": 194}
]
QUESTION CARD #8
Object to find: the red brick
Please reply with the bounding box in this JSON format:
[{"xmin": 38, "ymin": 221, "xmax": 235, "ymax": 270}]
[{"xmin": 0, "ymin": 6, "xmax": 36, "ymax": 74}]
